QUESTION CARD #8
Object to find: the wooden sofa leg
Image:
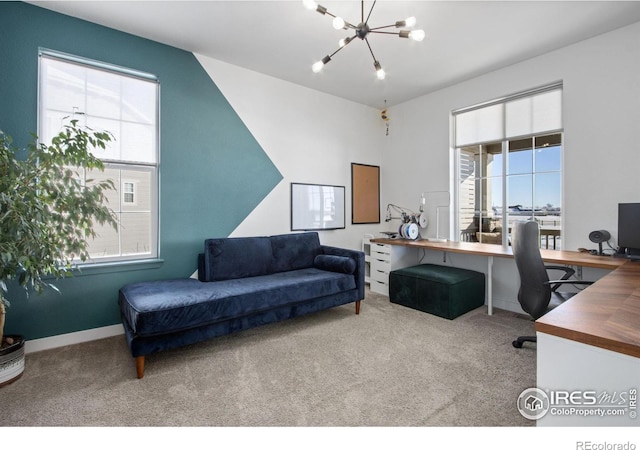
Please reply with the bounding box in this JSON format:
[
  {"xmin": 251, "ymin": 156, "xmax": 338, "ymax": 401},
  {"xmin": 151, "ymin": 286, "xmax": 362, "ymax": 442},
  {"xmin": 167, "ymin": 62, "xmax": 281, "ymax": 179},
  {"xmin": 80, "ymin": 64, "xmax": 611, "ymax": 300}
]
[
  {"xmin": 355, "ymin": 300, "xmax": 361, "ymax": 315},
  {"xmin": 136, "ymin": 356, "xmax": 145, "ymax": 379}
]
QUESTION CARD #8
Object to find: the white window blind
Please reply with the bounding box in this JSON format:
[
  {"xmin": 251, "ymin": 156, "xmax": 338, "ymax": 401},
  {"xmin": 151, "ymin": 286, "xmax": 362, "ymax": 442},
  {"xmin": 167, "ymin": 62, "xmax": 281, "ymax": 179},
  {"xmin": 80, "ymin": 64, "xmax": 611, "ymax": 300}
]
[
  {"xmin": 455, "ymin": 104, "xmax": 505, "ymax": 148},
  {"xmin": 454, "ymin": 83, "xmax": 562, "ymax": 147},
  {"xmin": 505, "ymin": 89, "xmax": 562, "ymax": 138}
]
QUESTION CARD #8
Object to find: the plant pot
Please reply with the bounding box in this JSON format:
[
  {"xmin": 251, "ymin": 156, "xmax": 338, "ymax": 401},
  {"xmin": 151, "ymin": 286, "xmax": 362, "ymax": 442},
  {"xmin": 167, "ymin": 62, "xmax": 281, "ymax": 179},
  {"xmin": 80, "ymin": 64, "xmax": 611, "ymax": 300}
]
[{"xmin": 0, "ymin": 335, "xmax": 25, "ymax": 387}]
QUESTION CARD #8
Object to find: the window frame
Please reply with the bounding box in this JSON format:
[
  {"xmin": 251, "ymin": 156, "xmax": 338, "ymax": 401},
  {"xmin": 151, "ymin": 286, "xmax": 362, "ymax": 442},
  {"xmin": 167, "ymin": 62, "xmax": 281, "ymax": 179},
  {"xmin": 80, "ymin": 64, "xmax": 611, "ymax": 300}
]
[
  {"xmin": 37, "ymin": 49, "xmax": 160, "ymax": 265},
  {"xmin": 452, "ymin": 83, "xmax": 563, "ymax": 249}
]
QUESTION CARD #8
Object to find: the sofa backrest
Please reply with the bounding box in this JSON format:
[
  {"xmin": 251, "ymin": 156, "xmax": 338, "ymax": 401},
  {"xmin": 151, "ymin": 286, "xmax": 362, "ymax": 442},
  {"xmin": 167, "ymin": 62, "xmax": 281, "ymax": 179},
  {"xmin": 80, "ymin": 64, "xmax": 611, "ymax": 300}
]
[
  {"xmin": 202, "ymin": 232, "xmax": 322, "ymax": 281},
  {"xmin": 204, "ymin": 236, "xmax": 273, "ymax": 281},
  {"xmin": 270, "ymin": 232, "xmax": 321, "ymax": 273}
]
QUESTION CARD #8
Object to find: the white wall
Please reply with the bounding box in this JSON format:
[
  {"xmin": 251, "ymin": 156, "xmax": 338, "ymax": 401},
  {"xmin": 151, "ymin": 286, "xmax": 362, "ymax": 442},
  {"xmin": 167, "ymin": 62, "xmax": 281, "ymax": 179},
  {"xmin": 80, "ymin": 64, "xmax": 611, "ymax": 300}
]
[
  {"xmin": 386, "ymin": 20, "xmax": 640, "ymax": 251},
  {"xmin": 195, "ymin": 55, "xmax": 387, "ymax": 251},
  {"xmin": 196, "ymin": 21, "xmax": 640, "ymax": 312},
  {"xmin": 382, "ymin": 22, "xmax": 640, "ymax": 312}
]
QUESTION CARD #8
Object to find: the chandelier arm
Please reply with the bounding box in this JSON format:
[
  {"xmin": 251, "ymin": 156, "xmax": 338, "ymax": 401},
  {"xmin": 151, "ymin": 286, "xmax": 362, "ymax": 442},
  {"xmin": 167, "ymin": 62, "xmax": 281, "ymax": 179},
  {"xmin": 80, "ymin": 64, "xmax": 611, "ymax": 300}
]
[
  {"xmin": 369, "ymin": 31, "xmax": 401, "ymax": 35},
  {"xmin": 364, "ymin": 37, "xmax": 377, "ymax": 63},
  {"xmin": 343, "ymin": 32, "xmax": 359, "ymax": 43},
  {"xmin": 368, "ymin": 24, "xmax": 400, "ymax": 32},
  {"xmin": 364, "ymin": 0, "xmax": 377, "ymax": 25},
  {"xmin": 327, "ymin": 41, "xmax": 351, "ymax": 59}
]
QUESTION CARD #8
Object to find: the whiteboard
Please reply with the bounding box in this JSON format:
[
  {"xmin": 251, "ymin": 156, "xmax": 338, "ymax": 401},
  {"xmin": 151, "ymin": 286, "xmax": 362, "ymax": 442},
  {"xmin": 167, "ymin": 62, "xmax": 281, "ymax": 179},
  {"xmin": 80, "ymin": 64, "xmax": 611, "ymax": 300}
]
[{"xmin": 290, "ymin": 183, "xmax": 345, "ymax": 231}]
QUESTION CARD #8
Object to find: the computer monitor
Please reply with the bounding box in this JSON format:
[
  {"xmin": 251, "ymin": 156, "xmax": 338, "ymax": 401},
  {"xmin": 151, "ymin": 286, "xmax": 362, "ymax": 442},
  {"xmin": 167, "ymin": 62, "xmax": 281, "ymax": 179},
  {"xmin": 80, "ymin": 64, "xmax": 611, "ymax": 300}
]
[{"xmin": 617, "ymin": 203, "xmax": 640, "ymax": 260}]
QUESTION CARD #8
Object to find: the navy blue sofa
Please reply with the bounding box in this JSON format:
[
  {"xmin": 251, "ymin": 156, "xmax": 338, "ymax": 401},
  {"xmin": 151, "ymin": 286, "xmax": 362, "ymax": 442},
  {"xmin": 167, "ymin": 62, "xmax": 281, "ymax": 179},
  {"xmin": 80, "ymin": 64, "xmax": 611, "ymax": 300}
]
[{"xmin": 119, "ymin": 232, "xmax": 365, "ymax": 378}]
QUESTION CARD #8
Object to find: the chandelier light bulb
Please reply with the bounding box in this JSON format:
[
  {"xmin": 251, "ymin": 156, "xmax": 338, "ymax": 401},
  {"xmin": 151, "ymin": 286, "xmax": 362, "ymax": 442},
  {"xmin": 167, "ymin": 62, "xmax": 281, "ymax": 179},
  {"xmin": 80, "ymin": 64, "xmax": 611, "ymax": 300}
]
[
  {"xmin": 312, "ymin": 55, "xmax": 331, "ymax": 73},
  {"xmin": 339, "ymin": 36, "xmax": 352, "ymax": 48},
  {"xmin": 374, "ymin": 61, "xmax": 386, "ymax": 80},
  {"xmin": 312, "ymin": 60, "xmax": 324, "ymax": 73},
  {"xmin": 395, "ymin": 17, "xmax": 416, "ymax": 28},
  {"xmin": 302, "ymin": 0, "xmax": 317, "ymax": 10},
  {"xmin": 410, "ymin": 29, "xmax": 426, "ymax": 42},
  {"xmin": 333, "ymin": 17, "xmax": 345, "ymax": 29}
]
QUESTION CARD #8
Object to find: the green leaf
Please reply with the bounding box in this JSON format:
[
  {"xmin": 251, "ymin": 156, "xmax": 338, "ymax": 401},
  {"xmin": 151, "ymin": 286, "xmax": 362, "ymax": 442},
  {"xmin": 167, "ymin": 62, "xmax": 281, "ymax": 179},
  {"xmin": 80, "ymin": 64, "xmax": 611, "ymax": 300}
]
[{"xmin": 0, "ymin": 116, "xmax": 117, "ymax": 312}]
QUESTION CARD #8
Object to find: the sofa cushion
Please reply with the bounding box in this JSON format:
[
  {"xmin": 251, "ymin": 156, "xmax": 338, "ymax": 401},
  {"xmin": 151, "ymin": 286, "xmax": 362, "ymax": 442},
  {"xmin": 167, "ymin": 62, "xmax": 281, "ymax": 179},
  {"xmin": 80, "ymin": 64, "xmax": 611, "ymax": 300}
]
[
  {"xmin": 119, "ymin": 268, "xmax": 357, "ymax": 337},
  {"xmin": 196, "ymin": 253, "xmax": 205, "ymax": 281},
  {"xmin": 314, "ymin": 254, "xmax": 356, "ymax": 274},
  {"xmin": 204, "ymin": 236, "xmax": 272, "ymax": 281},
  {"xmin": 270, "ymin": 232, "xmax": 321, "ymax": 273}
]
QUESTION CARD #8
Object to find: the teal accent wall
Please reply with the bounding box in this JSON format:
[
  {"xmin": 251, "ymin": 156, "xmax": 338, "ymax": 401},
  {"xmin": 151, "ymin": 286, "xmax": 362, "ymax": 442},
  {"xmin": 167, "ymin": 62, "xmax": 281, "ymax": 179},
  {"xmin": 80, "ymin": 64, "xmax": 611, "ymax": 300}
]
[{"xmin": 0, "ymin": 2, "xmax": 283, "ymax": 339}]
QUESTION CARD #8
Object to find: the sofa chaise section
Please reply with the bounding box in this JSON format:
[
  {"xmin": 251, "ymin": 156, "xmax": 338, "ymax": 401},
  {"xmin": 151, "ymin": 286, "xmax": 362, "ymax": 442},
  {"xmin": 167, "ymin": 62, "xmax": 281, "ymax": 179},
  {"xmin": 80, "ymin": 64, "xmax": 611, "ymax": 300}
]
[{"xmin": 119, "ymin": 232, "xmax": 364, "ymax": 378}]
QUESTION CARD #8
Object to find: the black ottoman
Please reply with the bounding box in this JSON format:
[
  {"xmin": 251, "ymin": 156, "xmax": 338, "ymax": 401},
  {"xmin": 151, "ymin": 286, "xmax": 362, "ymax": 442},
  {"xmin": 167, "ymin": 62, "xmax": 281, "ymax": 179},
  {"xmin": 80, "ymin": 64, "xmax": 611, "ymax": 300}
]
[{"xmin": 389, "ymin": 264, "xmax": 485, "ymax": 319}]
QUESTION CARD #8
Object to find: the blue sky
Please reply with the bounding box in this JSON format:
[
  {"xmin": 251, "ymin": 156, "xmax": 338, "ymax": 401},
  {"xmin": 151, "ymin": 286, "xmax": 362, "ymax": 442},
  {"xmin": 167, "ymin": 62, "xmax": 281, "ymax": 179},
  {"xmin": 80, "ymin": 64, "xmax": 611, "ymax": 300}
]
[{"xmin": 489, "ymin": 145, "xmax": 562, "ymax": 209}]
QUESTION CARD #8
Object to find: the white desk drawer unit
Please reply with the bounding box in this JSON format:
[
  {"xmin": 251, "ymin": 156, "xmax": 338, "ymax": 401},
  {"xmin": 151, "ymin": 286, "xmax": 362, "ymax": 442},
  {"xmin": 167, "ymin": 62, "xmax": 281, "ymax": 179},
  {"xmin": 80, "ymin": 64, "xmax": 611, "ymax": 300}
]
[{"xmin": 369, "ymin": 242, "xmax": 418, "ymax": 296}]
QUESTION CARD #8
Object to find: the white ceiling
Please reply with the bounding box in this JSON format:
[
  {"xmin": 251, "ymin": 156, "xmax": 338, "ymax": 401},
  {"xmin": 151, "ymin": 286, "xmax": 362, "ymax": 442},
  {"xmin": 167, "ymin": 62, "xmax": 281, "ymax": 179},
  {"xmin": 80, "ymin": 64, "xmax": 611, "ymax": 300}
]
[{"xmin": 29, "ymin": 0, "xmax": 640, "ymax": 109}]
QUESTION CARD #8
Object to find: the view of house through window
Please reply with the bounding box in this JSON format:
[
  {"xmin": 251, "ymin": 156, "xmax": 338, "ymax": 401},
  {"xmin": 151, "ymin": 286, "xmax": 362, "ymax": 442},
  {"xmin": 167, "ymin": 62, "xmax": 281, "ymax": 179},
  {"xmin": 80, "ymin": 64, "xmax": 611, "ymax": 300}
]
[
  {"xmin": 123, "ymin": 181, "xmax": 135, "ymax": 204},
  {"xmin": 39, "ymin": 51, "xmax": 159, "ymax": 263},
  {"xmin": 454, "ymin": 83, "xmax": 563, "ymax": 249}
]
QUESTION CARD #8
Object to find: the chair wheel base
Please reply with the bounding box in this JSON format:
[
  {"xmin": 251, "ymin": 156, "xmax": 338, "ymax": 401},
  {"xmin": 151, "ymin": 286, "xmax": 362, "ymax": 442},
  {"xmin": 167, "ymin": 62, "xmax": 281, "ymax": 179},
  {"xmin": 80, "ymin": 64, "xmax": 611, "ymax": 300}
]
[{"xmin": 513, "ymin": 336, "xmax": 536, "ymax": 348}]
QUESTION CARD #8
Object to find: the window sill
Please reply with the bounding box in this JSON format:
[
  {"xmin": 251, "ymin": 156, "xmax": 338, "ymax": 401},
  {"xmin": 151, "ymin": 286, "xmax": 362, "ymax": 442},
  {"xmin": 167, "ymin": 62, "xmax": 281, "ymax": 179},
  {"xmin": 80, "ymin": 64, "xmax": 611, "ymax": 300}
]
[{"xmin": 71, "ymin": 258, "xmax": 164, "ymax": 276}]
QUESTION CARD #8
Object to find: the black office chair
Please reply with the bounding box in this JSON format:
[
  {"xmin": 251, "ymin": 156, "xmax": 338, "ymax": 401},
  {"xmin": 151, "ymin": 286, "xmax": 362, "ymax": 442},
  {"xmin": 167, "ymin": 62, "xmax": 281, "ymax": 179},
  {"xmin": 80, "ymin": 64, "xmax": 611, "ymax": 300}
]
[{"xmin": 511, "ymin": 220, "xmax": 593, "ymax": 348}]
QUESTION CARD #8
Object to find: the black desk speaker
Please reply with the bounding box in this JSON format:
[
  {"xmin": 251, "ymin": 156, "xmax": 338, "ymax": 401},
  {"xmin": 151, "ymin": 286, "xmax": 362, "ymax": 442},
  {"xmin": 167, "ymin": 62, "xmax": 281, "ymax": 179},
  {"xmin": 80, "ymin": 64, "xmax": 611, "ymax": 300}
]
[
  {"xmin": 589, "ymin": 230, "xmax": 611, "ymax": 244},
  {"xmin": 589, "ymin": 230, "xmax": 611, "ymax": 255}
]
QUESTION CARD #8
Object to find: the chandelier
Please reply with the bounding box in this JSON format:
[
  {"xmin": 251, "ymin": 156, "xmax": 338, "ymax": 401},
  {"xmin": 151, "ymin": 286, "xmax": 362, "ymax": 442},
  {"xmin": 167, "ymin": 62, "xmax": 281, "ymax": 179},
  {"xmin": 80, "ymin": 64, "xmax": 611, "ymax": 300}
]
[{"xmin": 303, "ymin": 0, "xmax": 425, "ymax": 80}]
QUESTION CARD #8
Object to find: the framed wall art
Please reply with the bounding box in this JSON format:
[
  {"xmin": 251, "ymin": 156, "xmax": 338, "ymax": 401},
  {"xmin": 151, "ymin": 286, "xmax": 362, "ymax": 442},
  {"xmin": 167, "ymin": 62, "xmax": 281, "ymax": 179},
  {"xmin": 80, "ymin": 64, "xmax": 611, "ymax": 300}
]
[
  {"xmin": 351, "ymin": 163, "xmax": 380, "ymax": 224},
  {"xmin": 290, "ymin": 182, "xmax": 346, "ymax": 231}
]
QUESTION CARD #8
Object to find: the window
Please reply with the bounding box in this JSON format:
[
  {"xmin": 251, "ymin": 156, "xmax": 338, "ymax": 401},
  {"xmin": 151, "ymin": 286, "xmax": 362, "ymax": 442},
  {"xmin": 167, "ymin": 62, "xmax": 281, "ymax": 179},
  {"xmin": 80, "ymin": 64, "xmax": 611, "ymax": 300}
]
[
  {"xmin": 123, "ymin": 182, "xmax": 135, "ymax": 204},
  {"xmin": 453, "ymin": 83, "xmax": 563, "ymax": 249},
  {"xmin": 39, "ymin": 50, "xmax": 159, "ymax": 263}
]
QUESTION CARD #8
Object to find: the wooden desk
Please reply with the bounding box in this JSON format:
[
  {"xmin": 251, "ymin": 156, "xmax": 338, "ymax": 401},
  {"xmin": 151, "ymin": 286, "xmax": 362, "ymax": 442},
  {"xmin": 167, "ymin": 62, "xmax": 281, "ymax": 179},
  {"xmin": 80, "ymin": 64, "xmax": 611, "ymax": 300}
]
[
  {"xmin": 370, "ymin": 237, "xmax": 623, "ymax": 269},
  {"xmin": 374, "ymin": 238, "xmax": 640, "ymax": 425},
  {"xmin": 370, "ymin": 239, "xmax": 510, "ymax": 314},
  {"xmin": 370, "ymin": 238, "xmax": 623, "ymax": 314},
  {"xmin": 536, "ymin": 260, "xmax": 640, "ymax": 358},
  {"xmin": 535, "ymin": 260, "xmax": 640, "ymax": 426}
]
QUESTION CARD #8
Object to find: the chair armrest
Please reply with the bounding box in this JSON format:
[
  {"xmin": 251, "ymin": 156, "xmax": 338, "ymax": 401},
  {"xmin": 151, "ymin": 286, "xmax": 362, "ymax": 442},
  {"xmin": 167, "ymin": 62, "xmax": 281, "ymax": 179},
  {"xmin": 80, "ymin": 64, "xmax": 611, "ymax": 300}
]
[
  {"xmin": 545, "ymin": 265, "xmax": 577, "ymax": 291},
  {"xmin": 544, "ymin": 280, "xmax": 594, "ymax": 292},
  {"xmin": 545, "ymin": 265, "xmax": 576, "ymax": 279}
]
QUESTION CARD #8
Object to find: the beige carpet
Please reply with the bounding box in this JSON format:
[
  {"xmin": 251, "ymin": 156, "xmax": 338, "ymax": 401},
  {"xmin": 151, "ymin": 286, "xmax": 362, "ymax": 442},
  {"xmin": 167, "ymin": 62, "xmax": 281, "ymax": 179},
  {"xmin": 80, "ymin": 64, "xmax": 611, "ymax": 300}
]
[{"xmin": 0, "ymin": 288, "xmax": 536, "ymax": 426}]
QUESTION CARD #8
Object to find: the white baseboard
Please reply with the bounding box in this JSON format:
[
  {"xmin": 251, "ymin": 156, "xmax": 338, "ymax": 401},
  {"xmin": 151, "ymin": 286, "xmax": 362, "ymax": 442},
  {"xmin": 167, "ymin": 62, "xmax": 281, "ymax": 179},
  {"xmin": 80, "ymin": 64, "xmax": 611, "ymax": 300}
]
[{"xmin": 25, "ymin": 324, "xmax": 124, "ymax": 354}]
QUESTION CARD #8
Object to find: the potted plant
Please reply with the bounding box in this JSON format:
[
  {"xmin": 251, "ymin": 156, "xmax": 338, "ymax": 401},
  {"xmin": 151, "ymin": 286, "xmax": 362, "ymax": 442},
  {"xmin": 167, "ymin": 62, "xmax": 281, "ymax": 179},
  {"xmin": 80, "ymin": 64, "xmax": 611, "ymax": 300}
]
[{"xmin": 0, "ymin": 118, "xmax": 117, "ymax": 386}]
